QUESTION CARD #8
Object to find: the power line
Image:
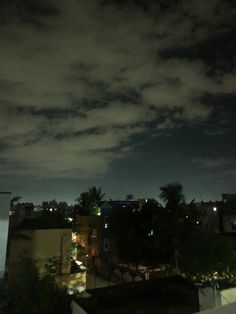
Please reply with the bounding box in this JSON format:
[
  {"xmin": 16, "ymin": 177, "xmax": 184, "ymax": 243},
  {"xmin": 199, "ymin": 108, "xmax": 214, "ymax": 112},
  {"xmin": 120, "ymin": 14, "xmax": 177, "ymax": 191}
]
[
  {"xmin": 190, "ymin": 120, "xmax": 236, "ymax": 134},
  {"xmin": 68, "ymin": 92, "xmax": 236, "ymax": 134}
]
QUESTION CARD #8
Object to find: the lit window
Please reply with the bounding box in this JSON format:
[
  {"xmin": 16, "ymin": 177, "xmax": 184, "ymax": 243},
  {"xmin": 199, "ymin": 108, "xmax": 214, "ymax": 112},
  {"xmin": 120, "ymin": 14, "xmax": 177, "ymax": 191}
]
[
  {"xmin": 148, "ymin": 229, "xmax": 154, "ymax": 237},
  {"xmin": 213, "ymin": 207, "xmax": 217, "ymax": 212}
]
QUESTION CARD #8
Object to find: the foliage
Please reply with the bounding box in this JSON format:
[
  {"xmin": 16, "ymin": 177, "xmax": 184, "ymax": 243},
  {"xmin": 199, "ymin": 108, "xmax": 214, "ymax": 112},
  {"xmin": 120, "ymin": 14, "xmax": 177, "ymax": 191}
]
[
  {"xmin": 75, "ymin": 186, "xmax": 105, "ymax": 215},
  {"xmin": 8, "ymin": 258, "xmax": 71, "ymax": 314},
  {"xmin": 157, "ymin": 183, "xmax": 236, "ymax": 278},
  {"xmin": 44, "ymin": 257, "xmax": 59, "ymax": 277},
  {"xmin": 10, "ymin": 196, "xmax": 21, "ymax": 207},
  {"xmin": 179, "ymin": 229, "xmax": 236, "ymax": 280},
  {"xmin": 110, "ymin": 182, "xmax": 236, "ymax": 280},
  {"xmin": 159, "ymin": 183, "xmax": 185, "ymax": 213}
]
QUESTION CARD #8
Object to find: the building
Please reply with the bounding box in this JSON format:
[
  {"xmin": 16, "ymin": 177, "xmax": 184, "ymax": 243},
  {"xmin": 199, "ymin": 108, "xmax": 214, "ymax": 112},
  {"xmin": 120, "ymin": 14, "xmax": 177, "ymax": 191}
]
[
  {"xmin": 0, "ymin": 192, "xmax": 11, "ymax": 278},
  {"xmin": 196, "ymin": 194, "xmax": 236, "ymax": 233},
  {"xmin": 73, "ymin": 198, "xmax": 143, "ymax": 273},
  {"xmin": 10, "ymin": 202, "xmax": 35, "ymax": 227},
  {"xmin": 8, "ymin": 228, "xmax": 72, "ymax": 276},
  {"xmin": 100, "ymin": 200, "xmax": 140, "ymax": 273},
  {"xmin": 74, "ymin": 215, "xmax": 102, "ymax": 269},
  {"xmin": 8, "ymin": 216, "xmax": 86, "ymax": 293}
]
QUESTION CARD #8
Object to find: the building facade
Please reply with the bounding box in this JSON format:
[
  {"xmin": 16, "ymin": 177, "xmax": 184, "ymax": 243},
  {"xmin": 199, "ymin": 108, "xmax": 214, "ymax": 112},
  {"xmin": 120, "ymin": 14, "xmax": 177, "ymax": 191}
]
[{"xmin": 0, "ymin": 192, "xmax": 11, "ymax": 278}]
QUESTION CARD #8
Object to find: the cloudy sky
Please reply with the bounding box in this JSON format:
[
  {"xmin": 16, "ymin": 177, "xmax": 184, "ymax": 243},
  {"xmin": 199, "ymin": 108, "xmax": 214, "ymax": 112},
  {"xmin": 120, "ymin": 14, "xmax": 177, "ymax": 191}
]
[{"xmin": 0, "ymin": 0, "xmax": 235, "ymax": 203}]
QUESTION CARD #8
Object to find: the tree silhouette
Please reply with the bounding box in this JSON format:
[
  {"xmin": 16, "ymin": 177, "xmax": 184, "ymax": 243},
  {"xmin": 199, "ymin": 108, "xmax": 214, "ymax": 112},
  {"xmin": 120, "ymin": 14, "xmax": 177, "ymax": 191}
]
[
  {"xmin": 75, "ymin": 186, "xmax": 106, "ymax": 215},
  {"xmin": 10, "ymin": 196, "xmax": 21, "ymax": 208}
]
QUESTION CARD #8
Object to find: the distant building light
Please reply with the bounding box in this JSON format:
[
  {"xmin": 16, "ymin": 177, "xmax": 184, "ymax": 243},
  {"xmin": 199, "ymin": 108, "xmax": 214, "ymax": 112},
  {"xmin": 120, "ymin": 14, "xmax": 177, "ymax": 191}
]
[
  {"xmin": 49, "ymin": 208, "xmax": 53, "ymax": 212},
  {"xmin": 105, "ymin": 223, "xmax": 108, "ymax": 229},
  {"xmin": 67, "ymin": 217, "xmax": 73, "ymax": 222},
  {"xmin": 186, "ymin": 215, "xmax": 188, "ymax": 219},
  {"xmin": 122, "ymin": 205, "xmax": 126, "ymax": 208},
  {"xmin": 213, "ymin": 207, "xmax": 217, "ymax": 212},
  {"xmin": 196, "ymin": 221, "xmax": 199, "ymax": 224},
  {"xmin": 145, "ymin": 199, "xmax": 148, "ymax": 203}
]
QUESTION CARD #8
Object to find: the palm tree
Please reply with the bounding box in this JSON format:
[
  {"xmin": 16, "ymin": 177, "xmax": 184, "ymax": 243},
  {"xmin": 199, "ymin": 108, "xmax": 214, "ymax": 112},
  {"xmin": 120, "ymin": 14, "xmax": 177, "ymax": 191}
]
[
  {"xmin": 75, "ymin": 186, "xmax": 106, "ymax": 215},
  {"xmin": 75, "ymin": 192, "xmax": 92, "ymax": 214},
  {"xmin": 159, "ymin": 183, "xmax": 186, "ymax": 274},
  {"xmin": 10, "ymin": 196, "xmax": 21, "ymax": 208},
  {"xmin": 88, "ymin": 186, "xmax": 106, "ymax": 207},
  {"xmin": 159, "ymin": 183, "xmax": 185, "ymax": 213}
]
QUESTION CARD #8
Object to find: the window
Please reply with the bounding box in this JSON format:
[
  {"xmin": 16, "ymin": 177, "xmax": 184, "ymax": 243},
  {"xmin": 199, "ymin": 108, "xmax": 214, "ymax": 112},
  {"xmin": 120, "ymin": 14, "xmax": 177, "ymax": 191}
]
[
  {"xmin": 104, "ymin": 239, "xmax": 109, "ymax": 251},
  {"xmin": 104, "ymin": 216, "xmax": 109, "ymax": 229}
]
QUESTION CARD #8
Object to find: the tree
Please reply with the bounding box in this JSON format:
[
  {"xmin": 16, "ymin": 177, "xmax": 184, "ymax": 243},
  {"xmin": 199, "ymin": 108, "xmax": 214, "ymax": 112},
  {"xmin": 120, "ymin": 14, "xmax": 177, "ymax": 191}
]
[
  {"xmin": 75, "ymin": 191, "xmax": 92, "ymax": 215},
  {"xmin": 10, "ymin": 196, "xmax": 21, "ymax": 208},
  {"xmin": 179, "ymin": 229, "xmax": 236, "ymax": 280},
  {"xmin": 157, "ymin": 183, "xmax": 236, "ymax": 279},
  {"xmin": 75, "ymin": 186, "xmax": 106, "ymax": 215},
  {"xmin": 159, "ymin": 183, "xmax": 185, "ymax": 213},
  {"xmin": 88, "ymin": 186, "xmax": 106, "ymax": 207},
  {"xmin": 157, "ymin": 183, "xmax": 188, "ymax": 272},
  {"xmin": 8, "ymin": 257, "xmax": 71, "ymax": 314}
]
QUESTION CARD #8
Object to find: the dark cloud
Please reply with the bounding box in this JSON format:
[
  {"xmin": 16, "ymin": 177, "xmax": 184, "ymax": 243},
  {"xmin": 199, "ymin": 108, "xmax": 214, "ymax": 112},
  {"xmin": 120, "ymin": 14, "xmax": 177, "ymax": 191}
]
[{"xmin": 0, "ymin": 0, "xmax": 235, "ymax": 200}]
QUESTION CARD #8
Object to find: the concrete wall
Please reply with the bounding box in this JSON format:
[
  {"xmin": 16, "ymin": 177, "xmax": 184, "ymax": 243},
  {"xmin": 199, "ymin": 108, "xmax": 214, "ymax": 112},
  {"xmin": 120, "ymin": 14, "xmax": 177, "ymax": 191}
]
[
  {"xmin": 196, "ymin": 301, "xmax": 236, "ymax": 313},
  {"xmin": 198, "ymin": 287, "xmax": 220, "ymax": 311},
  {"xmin": 198, "ymin": 287, "xmax": 236, "ymax": 312},
  {"xmin": 221, "ymin": 288, "xmax": 236, "ymax": 305},
  {"xmin": 222, "ymin": 215, "xmax": 236, "ymax": 233},
  {"xmin": 31, "ymin": 228, "xmax": 72, "ymax": 274},
  {"xmin": 71, "ymin": 300, "xmax": 88, "ymax": 314},
  {"xmin": 9, "ymin": 228, "xmax": 72, "ymax": 279},
  {"xmin": 0, "ymin": 192, "xmax": 11, "ymax": 278}
]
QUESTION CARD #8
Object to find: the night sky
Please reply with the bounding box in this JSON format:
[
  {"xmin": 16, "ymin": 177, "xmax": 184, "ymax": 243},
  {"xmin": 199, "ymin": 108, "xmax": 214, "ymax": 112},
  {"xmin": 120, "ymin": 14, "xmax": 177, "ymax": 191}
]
[{"xmin": 0, "ymin": 0, "xmax": 235, "ymax": 203}]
